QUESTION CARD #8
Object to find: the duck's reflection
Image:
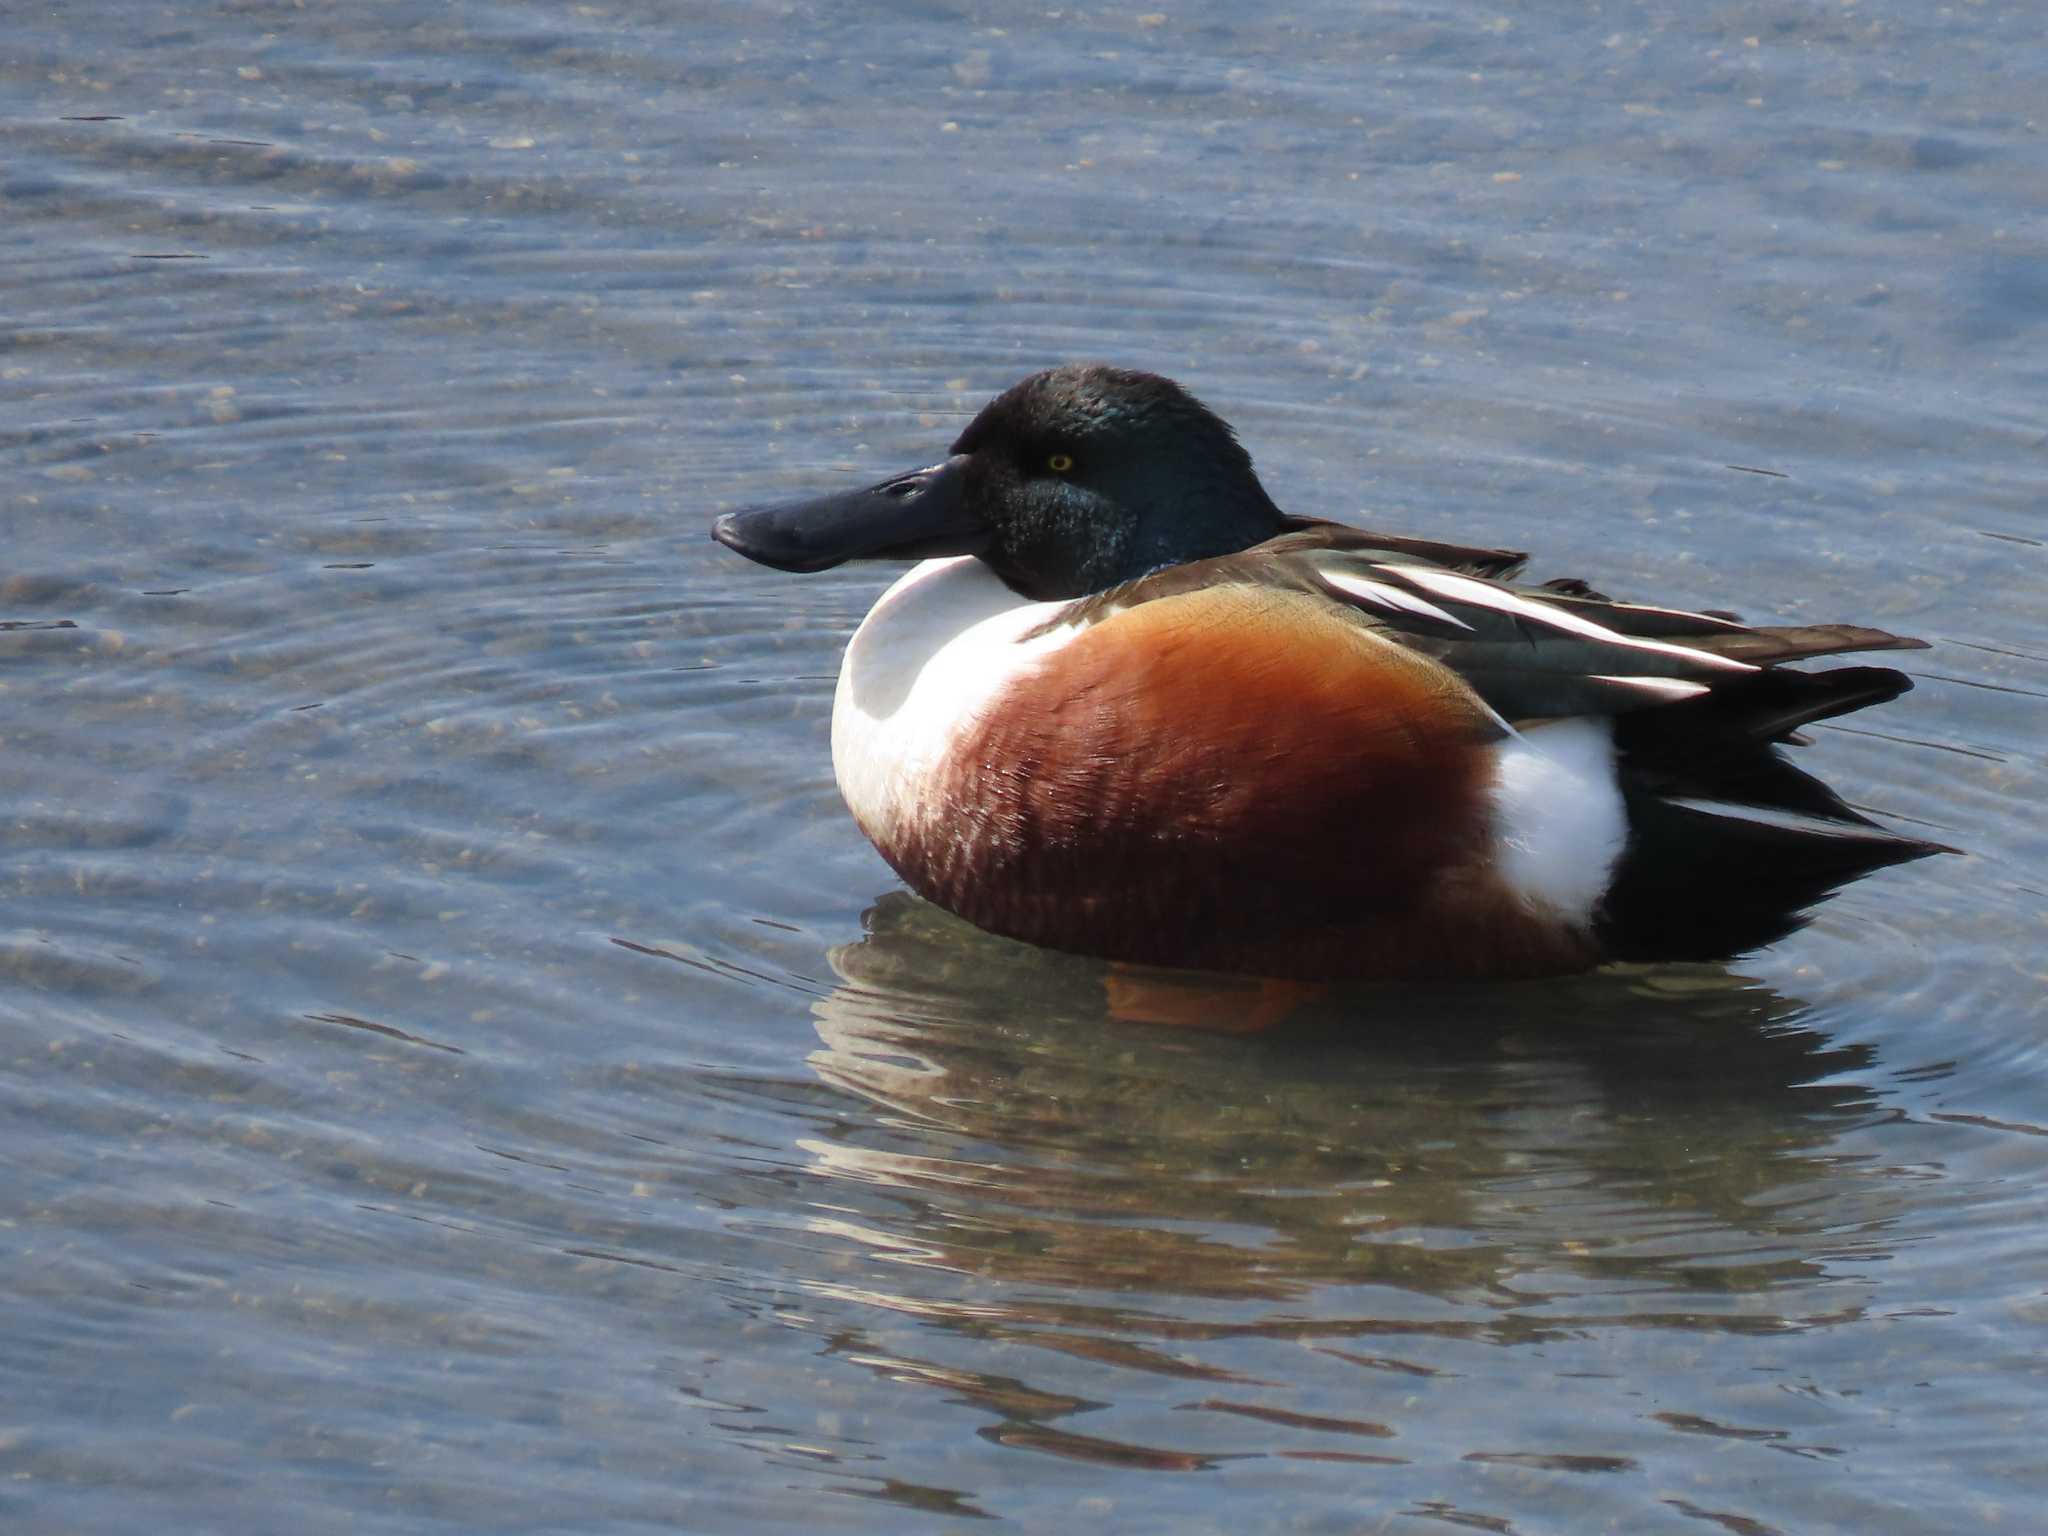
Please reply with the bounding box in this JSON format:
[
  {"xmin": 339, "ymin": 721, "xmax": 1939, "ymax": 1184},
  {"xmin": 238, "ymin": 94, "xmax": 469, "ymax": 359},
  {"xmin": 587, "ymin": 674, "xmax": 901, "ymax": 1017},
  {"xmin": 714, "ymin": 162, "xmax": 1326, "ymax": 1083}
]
[{"xmin": 792, "ymin": 892, "xmax": 1901, "ymax": 1470}]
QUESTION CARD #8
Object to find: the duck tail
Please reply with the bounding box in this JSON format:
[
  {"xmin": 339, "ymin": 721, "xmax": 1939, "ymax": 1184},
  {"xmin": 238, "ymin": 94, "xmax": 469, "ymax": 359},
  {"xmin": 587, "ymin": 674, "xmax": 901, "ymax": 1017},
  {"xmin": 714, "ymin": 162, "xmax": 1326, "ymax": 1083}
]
[{"xmin": 1593, "ymin": 665, "xmax": 1955, "ymax": 962}]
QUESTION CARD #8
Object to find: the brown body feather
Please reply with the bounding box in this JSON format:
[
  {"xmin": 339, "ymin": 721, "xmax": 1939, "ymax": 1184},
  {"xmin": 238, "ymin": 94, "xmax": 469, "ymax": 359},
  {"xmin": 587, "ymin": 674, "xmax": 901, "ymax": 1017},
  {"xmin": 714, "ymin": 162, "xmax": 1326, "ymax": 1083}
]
[{"xmin": 876, "ymin": 585, "xmax": 1601, "ymax": 979}]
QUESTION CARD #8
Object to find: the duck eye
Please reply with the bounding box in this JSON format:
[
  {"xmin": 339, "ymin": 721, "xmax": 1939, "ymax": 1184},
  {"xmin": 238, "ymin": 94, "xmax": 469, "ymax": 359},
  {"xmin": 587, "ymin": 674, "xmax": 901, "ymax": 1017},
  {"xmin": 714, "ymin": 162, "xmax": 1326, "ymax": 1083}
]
[{"xmin": 1047, "ymin": 452, "xmax": 1074, "ymax": 473}]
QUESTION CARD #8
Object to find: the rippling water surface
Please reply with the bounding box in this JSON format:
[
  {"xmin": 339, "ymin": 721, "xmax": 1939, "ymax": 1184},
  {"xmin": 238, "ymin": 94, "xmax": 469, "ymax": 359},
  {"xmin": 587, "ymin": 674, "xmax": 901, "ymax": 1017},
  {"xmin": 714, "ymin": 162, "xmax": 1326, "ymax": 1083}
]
[{"xmin": 6, "ymin": 2, "xmax": 2045, "ymax": 1531}]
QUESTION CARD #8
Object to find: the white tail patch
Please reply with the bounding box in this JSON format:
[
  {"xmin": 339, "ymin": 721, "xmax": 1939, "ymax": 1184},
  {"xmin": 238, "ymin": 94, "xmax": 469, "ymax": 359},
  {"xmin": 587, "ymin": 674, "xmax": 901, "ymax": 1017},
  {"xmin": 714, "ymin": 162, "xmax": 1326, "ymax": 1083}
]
[
  {"xmin": 1396, "ymin": 567, "xmax": 1758, "ymax": 672},
  {"xmin": 1488, "ymin": 718, "xmax": 1627, "ymax": 923}
]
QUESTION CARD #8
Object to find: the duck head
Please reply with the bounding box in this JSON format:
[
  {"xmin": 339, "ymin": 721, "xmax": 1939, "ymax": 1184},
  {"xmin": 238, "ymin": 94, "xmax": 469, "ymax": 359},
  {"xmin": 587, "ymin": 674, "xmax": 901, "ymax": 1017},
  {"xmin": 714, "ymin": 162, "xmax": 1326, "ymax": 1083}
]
[{"xmin": 712, "ymin": 364, "xmax": 1288, "ymax": 600}]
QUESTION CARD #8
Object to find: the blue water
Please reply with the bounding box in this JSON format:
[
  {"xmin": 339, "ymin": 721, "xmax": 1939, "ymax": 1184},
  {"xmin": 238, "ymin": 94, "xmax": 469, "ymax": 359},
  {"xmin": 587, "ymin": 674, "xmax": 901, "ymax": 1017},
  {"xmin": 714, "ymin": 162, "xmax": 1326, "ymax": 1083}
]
[{"xmin": 5, "ymin": 2, "xmax": 2045, "ymax": 1531}]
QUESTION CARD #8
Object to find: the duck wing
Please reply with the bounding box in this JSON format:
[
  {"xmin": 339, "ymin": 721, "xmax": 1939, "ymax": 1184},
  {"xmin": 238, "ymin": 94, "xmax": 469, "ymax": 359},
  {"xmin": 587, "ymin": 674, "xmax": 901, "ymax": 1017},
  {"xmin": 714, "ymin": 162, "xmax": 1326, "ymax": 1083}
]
[{"xmin": 1255, "ymin": 524, "xmax": 1928, "ymax": 728}]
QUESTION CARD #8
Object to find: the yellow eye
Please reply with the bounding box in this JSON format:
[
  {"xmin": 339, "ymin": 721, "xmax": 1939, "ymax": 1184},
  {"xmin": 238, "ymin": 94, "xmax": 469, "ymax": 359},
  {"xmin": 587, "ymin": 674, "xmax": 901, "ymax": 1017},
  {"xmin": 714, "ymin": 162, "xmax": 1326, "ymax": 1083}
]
[{"xmin": 1047, "ymin": 452, "xmax": 1074, "ymax": 473}]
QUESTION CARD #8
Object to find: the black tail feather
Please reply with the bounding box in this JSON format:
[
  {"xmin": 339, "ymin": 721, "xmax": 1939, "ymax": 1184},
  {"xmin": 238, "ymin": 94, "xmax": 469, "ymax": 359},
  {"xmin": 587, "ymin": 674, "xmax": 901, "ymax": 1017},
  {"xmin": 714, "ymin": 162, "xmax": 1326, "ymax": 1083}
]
[
  {"xmin": 1597, "ymin": 664, "xmax": 1953, "ymax": 962},
  {"xmin": 1596, "ymin": 793, "xmax": 1948, "ymax": 962},
  {"xmin": 1614, "ymin": 666, "xmax": 1918, "ymax": 826}
]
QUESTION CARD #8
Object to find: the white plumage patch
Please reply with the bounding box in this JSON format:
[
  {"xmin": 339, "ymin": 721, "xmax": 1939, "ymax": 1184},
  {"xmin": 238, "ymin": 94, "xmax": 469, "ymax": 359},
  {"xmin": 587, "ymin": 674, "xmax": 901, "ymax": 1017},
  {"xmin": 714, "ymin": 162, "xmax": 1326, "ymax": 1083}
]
[
  {"xmin": 1397, "ymin": 566, "xmax": 1759, "ymax": 672},
  {"xmin": 1314, "ymin": 566, "xmax": 1473, "ymax": 629},
  {"xmin": 832, "ymin": 557, "xmax": 1072, "ymax": 848},
  {"xmin": 1488, "ymin": 718, "xmax": 1628, "ymax": 924},
  {"xmin": 1584, "ymin": 674, "xmax": 1713, "ymax": 701}
]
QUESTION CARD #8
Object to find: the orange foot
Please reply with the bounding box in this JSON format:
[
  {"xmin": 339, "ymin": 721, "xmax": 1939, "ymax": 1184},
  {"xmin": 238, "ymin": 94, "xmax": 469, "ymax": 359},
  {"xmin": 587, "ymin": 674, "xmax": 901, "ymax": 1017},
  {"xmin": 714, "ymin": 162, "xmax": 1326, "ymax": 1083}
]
[{"xmin": 1103, "ymin": 966, "xmax": 1326, "ymax": 1033}]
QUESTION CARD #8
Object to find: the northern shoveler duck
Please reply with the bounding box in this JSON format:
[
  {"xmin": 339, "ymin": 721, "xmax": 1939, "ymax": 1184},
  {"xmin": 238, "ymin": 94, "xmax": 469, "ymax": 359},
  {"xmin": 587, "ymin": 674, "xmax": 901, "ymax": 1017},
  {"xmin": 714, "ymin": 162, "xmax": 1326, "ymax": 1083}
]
[{"xmin": 713, "ymin": 365, "xmax": 1949, "ymax": 981}]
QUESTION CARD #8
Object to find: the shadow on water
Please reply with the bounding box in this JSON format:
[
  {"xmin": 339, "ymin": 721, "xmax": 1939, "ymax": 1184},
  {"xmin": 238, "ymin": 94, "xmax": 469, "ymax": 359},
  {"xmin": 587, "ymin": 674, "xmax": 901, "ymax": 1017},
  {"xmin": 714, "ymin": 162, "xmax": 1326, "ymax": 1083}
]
[{"xmin": 763, "ymin": 892, "xmax": 1905, "ymax": 1473}]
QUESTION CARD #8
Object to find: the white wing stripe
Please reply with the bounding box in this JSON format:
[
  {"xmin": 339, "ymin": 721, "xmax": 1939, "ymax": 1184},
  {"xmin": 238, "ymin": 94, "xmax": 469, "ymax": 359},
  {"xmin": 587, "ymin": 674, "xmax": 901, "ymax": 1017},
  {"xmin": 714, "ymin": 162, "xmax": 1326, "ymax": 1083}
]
[
  {"xmin": 1394, "ymin": 566, "xmax": 1758, "ymax": 672},
  {"xmin": 1316, "ymin": 567, "xmax": 1473, "ymax": 630},
  {"xmin": 1585, "ymin": 674, "xmax": 1713, "ymax": 700}
]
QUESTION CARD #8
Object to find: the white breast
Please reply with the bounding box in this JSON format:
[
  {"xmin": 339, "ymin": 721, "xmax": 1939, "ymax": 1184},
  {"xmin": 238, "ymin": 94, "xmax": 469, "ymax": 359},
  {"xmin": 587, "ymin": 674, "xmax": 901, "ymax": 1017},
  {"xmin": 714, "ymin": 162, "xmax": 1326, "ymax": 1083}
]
[{"xmin": 831, "ymin": 558, "xmax": 1076, "ymax": 848}]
